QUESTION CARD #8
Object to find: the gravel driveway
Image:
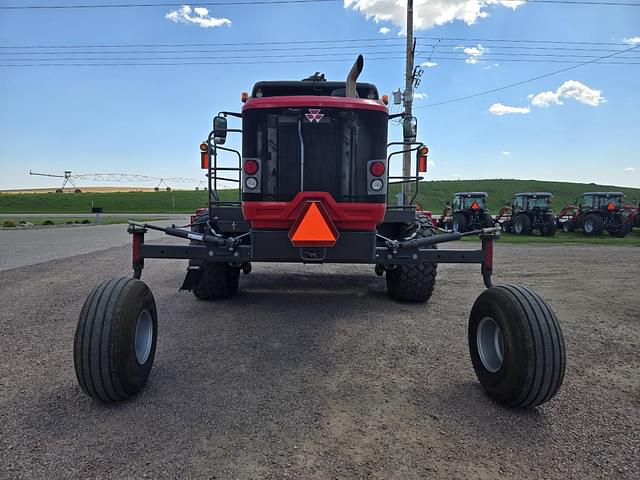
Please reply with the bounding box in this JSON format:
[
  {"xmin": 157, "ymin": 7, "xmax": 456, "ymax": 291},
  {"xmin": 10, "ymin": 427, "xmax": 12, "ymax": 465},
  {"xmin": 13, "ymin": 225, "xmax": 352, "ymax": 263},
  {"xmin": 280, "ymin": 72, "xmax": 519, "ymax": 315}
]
[{"xmin": 0, "ymin": 242, "xmax": 638, "ymax": 479}]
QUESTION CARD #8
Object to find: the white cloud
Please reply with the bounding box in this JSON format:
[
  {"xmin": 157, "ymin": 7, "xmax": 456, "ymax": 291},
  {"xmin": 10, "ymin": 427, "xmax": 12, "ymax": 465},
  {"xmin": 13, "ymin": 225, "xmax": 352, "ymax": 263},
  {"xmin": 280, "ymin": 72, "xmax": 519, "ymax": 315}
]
[
  {"xmin": 420, "ymin": 61, "xmax": 438, "ymax": 68},
  {"xmin": 165, "ymin": 5, "xmax": 231, "ymax": 28},
  {"xmin": 452, "ymin": 173, "xmax": 461, "ymax": 179},
  {"xmin": 624, "ymin": 167, "xmax": 636, "ymax": 172},
  {"xmin": 379, "ymin": 26, "xmax": 391, "ymax": 34},
  {"xmin": 457, "ymin": 43, "xmax": 486, "ymax": 64},
  {"xmin": 623, "ymin": 36, "xmax": 640, "ymax": 45},
  {"xmin": 501, "ymin": 151, "xmax": 512, "ymax": 156},
  {"xmin": 428, "ymin": 159, "xmax": 436, "ymax": 168},
  {"xmin": 529, "ymin": 80, "xmax": 605, "ymax": 108},
  {"xmin": 489, "ymin": 103, "xmax": 530, "ymax": 116},
  {"xmin": 413, "ymin": 92, "xmax": 429, "ymax": 99},
  {"xmin": 344, "ymin": 0, "xmax": 524, "ymax": 32}
]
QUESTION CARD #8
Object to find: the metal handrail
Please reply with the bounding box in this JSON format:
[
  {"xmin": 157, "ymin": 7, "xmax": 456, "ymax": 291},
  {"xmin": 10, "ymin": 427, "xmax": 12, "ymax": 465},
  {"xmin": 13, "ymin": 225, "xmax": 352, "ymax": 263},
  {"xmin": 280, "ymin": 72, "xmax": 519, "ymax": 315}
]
[{"xmin": 386, "ymin": 141, "xmax": 425, "ymax": 207}]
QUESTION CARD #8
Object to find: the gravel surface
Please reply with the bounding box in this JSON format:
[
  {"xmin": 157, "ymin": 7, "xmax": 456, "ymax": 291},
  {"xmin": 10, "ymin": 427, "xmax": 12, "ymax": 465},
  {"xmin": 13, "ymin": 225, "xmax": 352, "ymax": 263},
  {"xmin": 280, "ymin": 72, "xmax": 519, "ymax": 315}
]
[
  {"xmin": 0, "ymin": 242, "xmax": 638, "ymax": 479},
  {"xmin": 0, "ymin": 219, "xmax": 186, "ymax": 270}
]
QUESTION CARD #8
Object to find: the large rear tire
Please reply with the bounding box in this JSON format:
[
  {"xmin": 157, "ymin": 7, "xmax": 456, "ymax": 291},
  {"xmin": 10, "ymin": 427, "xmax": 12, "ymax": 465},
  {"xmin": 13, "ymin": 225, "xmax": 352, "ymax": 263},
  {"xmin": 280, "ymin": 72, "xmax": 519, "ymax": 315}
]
[
  {"xmin": 582, "ymin": 213, "xmax": 604, "ymax": 236},
  {"xmin": 513, "ymin": 214, "xmax": 532, "ymax": 235},
  {"xmin": 468, "ymin": 284, "xmax": 565, "ymax": 408},
  {"xmin": 74, "ymin": 277, "xmax": 158, "ymax": 402},
  {"xmin": 452, "ymin": 213, "xmax": 467, "ymax": 233},
  {"xmin": 386, "ymin": 220, "xmax": 437, "ymax": 303},
  {"xmin": 193, "ymin": 263, "xmax": 240, "ymax": 300},
  {"xmin": 481, "ymin": 213, "xmax": 494, "ymax": 228},
  {"xmin": 539, "ymin": 214, "xmax": 557, "ymax": 236},
  {"xmin": 608, "ymin": 215, "xmax": 631, "ymax": 238}
]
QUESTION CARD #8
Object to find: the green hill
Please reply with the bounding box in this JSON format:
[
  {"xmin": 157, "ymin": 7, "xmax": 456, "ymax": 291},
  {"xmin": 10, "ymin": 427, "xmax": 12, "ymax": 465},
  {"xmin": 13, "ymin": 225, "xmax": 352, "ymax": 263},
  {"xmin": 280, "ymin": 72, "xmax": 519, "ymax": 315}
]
[
  {"xmin": 1, "ymin": 179, "xmax": 638, "ymax": 214},
  {"xmin": 408, "ymin": 179, "xmax": 640, "ymax": 213}
]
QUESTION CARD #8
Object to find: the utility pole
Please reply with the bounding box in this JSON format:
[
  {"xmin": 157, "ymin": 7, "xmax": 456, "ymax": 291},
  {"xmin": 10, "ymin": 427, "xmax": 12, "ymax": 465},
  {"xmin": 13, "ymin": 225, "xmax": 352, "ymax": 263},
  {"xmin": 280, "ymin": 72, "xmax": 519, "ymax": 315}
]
[{"xmin": 402, "ymin": 0, "xmax": 414, "ymax": 204}]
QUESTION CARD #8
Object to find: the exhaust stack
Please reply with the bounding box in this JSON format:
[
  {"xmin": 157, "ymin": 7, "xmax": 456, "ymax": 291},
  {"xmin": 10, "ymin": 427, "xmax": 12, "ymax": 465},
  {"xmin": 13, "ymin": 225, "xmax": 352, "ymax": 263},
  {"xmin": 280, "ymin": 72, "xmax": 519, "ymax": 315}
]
[{"xmin": 345, "ymin": 55, "xmax": 364, "ymax": 98}]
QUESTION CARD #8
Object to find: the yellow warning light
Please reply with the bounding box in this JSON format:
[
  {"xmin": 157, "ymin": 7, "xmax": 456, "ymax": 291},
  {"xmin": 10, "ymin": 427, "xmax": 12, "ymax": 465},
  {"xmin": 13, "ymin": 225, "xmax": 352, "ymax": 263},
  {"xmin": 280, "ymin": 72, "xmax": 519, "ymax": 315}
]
[
  {"xmin": 381, "ymin": 95, "xmax": 389, "ymax": 105},
  {"xmin": 241, "ymin": 91, "xmax": 249, "ymax": 103}
]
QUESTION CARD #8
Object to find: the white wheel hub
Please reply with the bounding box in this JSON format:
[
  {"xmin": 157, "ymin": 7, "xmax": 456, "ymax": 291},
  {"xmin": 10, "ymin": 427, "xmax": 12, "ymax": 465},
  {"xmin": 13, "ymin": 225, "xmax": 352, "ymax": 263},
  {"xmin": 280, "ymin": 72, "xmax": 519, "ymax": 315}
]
[
  {"xmin": 477, "ymin": 316, "xmax": 504, "ymax": 373},
  {"xmin": 134, "ymin": 309, "xmax": 153, "ymax": 365}
]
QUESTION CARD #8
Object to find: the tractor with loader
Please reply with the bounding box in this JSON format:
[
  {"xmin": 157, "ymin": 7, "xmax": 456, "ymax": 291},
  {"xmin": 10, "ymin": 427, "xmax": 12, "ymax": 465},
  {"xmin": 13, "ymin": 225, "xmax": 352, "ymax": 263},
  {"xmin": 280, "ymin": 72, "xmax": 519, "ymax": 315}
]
[
  {"xmin": 436, "ymin": 192, "xmax": 494, "ymax": 233},
  {"xmin": 556, "ymin": 192, "xmax": 632, "ymax": 237},
  {"xmin": 496, "ymin": 192, "xmax": 557, "ymax": 236},
  {"xmin": 73, "ymin": 56, "xmax": 565, "ymax": 410}
]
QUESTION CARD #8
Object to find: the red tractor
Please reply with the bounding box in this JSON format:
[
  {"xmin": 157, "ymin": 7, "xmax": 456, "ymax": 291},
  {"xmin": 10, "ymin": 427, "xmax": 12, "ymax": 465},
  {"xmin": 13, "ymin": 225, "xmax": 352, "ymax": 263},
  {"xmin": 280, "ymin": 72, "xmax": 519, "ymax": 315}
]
[
  {"xmin": 73, "ymin": 56, "xmax": 565, "ymax": 409},
  {"xmin": 556, "ymin": 192, "xmax": 632, "ymax": 237}
]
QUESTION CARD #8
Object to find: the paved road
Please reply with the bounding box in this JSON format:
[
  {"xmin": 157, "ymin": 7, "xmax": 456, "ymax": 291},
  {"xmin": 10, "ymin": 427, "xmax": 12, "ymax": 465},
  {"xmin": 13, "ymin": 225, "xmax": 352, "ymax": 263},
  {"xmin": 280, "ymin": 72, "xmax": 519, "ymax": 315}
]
[
  {"xmin": 0, "ymin": 242, "xmax": 638, "ymax": 479},
  {"xmin": 0, "ymin": 218, "xmax": 187, "ymax": 270}
]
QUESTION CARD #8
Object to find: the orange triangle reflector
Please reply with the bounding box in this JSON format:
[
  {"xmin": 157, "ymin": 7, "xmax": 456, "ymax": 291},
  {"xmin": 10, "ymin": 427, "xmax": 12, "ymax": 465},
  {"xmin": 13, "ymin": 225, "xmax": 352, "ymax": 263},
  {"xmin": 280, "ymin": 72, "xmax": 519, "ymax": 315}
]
[
  {"xmin": 289, "ymin": 201, "xmax": 339, "ymax": 247},
  {"xmin": 471, "ymin": 201, "xmax": 479, "ymax": 210}
]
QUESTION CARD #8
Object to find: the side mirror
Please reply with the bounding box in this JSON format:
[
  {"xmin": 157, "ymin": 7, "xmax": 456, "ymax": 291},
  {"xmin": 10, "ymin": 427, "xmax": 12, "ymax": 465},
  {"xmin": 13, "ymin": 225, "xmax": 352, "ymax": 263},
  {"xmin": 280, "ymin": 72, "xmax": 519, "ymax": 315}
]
[
  {"xmin": 403, "ymin": 116, "xmax": 417, "ymax": 142},
  {"xmin": 213, "ymin": 116, "xmax": 227, "ymax": 145}
]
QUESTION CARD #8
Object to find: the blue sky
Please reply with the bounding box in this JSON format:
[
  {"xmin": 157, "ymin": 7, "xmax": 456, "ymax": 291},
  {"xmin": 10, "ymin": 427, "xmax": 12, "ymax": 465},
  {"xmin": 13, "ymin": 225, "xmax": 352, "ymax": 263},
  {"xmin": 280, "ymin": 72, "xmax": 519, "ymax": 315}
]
[{"xmin": 0, "ymin": 1, "xmax": 639, "ymax": 190}]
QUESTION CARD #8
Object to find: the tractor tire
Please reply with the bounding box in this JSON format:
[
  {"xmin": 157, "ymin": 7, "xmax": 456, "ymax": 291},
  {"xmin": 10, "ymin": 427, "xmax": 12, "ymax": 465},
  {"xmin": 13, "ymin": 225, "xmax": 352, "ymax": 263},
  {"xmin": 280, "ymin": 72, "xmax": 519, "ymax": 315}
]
[
  {"xmin": 539, "ymin": 214, "xmax": 557, "ymax": 236},
  {"xmin": 386, "ymin": 220, "xmax": 437, "ymax": 303},
  {"xmin": 481, "ymin": 213, "xmax": 494, "ymax": 228},
  {"xmin": 582, "ymin": 213, "xmax": 604, "ymax": 236},
  {"xmin": 608, "ymin": 215, "xmax": 631, "ymax": 238},
  {"xmin": 468, "ymin": 284, "xmax": 565, "ymax": 409},
  {"xmin": 193, "ymin": 263, "xmax": 240, "ymax": 300},
  {"xmin": 561, "ymin": 220, "xmax": 574, "ymax": 233},
  {"xmin": 452, "ymin": 213, "xmax": 467, "ymax": 233},
  {"xmin": 74, "ymin": 277, "xmax": 158, "ymax": 402},
  {"xmin": 513, "ymin": 214, "xmax": 532, "ymax": 235}
]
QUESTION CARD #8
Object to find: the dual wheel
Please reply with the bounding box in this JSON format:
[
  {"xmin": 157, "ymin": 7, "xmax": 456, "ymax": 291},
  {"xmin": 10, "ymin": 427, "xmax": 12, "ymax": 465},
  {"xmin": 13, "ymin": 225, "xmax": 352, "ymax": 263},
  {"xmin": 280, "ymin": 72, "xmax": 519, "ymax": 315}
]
[{"xmin": 74, "ymin": 279, "xmax": 565, "ymax": 409}]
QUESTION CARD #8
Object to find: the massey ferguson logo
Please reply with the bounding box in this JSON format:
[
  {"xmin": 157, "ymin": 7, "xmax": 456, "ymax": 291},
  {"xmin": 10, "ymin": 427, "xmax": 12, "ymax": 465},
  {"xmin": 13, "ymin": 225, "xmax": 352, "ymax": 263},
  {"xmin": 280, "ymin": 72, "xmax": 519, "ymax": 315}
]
[{"xmin": 305, "ymin": 109, "xmax": 324, "ymax": 123}]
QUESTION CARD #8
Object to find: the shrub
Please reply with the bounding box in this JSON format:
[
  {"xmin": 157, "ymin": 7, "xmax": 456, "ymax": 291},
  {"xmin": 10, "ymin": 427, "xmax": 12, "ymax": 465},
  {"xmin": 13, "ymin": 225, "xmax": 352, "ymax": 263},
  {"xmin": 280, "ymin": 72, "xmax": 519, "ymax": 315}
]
[
  {"xmin": 43, "ymin": 220, "xmax": 54, "ymax": 225},
  {"xmin": 3, "ymin": 220, "xmax": 17, "ymax": 228},
  {"xmin": 82, "ymin": 219, "xmax": 91, "ymax": 224}
]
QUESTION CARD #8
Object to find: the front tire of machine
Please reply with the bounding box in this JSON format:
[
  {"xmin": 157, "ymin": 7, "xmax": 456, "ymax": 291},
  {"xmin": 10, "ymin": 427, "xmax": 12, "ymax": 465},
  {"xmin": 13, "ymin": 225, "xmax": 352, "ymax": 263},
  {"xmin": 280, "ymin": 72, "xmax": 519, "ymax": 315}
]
[
  {"xmin": 386, "ymin": 226, "xmax": 437, "ymax": 303},
  {"xmin": 193, "ymin": 263, "xmax": 240, "ymax": 300},
  {"xmin": 468, "ymin": 284, "xmax": 565, "ymax": 408},
  {"xmin": 74, "ymin": 277, "xmax": 158, "ymax": 402}
]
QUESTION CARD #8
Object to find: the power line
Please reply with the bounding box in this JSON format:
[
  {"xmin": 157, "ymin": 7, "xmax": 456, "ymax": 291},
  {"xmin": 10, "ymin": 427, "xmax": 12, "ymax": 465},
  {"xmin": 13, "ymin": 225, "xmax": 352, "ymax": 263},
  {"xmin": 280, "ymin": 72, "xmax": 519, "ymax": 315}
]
[
  {"xmin": 1, "ymin": 36, "xmax": 631, "ymax": 49},
  {"xmin": 2, "ymin": 43, "xmax": 638, "ymax": 55},
  {"xmin": 0, "ymin": 0, "xmax": 638, "ymax": 8},
  {"xmin": 414, "ymin": 45, "xmax": 640, "ymax": 109},
  {"xmin": 2, "ymin": 55, "xmax": 638, "ymax": 67}
]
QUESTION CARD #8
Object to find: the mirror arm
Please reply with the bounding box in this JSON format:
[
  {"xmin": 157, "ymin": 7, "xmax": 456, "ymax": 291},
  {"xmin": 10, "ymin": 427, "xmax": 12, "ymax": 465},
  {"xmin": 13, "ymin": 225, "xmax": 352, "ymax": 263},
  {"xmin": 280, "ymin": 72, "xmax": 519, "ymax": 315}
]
[{"xmin": 219, "ymin": 111, "xmax": 242, "ymax": 119}]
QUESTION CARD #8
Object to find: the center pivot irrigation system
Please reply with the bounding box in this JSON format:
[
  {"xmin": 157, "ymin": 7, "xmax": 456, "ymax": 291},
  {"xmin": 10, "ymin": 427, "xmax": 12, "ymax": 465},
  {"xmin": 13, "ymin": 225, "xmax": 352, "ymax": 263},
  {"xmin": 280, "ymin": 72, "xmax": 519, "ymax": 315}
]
[
  {"xmin": 73, "ymin": 56, "xmax": 565, "ymax": 409},
  {"xmin": 29, "ymin": 170, "xmax": 207, "ymax": 192}
]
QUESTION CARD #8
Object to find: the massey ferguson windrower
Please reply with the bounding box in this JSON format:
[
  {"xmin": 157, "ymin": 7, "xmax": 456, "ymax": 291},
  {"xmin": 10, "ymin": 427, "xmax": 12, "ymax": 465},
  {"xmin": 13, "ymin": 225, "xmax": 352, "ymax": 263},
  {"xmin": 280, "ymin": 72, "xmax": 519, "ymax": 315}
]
[{"xmin": 74, "ymin": 56, "xmax": 565, "ymax": 409}]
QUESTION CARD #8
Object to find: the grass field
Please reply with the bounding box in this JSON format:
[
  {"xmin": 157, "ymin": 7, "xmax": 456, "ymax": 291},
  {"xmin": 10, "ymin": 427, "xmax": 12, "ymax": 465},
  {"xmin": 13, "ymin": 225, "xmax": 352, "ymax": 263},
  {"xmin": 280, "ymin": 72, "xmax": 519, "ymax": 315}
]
[
  {"xmin": 462, "ymin": 229, "xmax": 640, "ymax": 246},
  {"xmin": 2, "ymin": 179, "xmax": 639, "ymax": 214}
]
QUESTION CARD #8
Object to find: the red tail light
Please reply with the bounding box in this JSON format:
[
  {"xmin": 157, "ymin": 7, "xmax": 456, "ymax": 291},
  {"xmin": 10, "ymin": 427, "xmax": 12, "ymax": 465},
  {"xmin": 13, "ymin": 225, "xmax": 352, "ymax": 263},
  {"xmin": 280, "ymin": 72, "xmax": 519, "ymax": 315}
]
[
  {"xmin": 417, "ymin": 146, "xmax": 429, "ymax": 173},
  {"xmin": 200, "ymin": 152, "xmax": 209, "ymax": 169},
  {"xmin": 370, "ymin": 161, "xmax": 385, "ymax": 177},
  {"xmin": 244, "ymin": 159, "xmax": 259, "ymax": 175}
]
